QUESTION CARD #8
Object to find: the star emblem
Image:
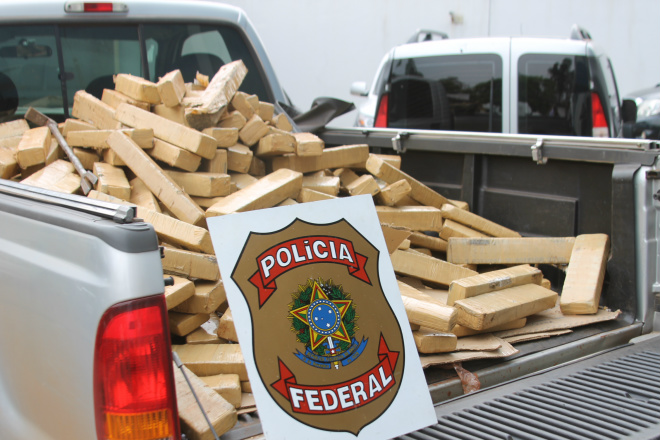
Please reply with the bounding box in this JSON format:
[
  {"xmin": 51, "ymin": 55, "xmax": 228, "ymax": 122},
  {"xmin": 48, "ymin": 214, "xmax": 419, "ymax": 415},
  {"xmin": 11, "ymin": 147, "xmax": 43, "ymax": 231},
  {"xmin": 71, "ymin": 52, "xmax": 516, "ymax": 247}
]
[{"xmin": 290, "ymin": 281, "xmax": 352, "ymax": 351}]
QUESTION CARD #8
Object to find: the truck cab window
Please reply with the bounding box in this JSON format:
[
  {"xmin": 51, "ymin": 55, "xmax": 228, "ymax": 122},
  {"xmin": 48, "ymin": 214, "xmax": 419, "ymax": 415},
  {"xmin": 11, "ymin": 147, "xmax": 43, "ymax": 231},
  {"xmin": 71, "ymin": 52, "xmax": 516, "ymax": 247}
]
[
  {"xmin": 142, "ymin": 24, "xmax": 271, "ymax": 102},
  {"xmin": 600, "ymin": 56, "xmax": 622, "ymax": 135},
  {"xmin": 0, "ymin": 25, "xmax": 60, "ymax": 118},
  {"xmin": 0, "ymin": 24, "xmax": 141, "ymax": 119},
  {"xmin": 0, "ymin": 21, "xmax": 271, "ymax": 120},
  {"xmin": 60, "ymin": 25, "xmax": 141, "ymax": 103},
  {"xmin": 145, "ymin": 38, "xmax": 159, "ymax": 82},
  {"xmin": 182, "ymin": 30, "xmax": 231, "ymax": 66}
]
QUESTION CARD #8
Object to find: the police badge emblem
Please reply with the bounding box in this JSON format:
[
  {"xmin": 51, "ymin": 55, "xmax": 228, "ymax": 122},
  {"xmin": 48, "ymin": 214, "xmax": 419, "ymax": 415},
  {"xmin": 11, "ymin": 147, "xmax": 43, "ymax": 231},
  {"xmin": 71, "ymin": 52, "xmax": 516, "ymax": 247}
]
[
  {"xmin": 232, "ymin": 218, "xmax": 403, "ymax": 434},
  {"xmin": 209, "ymin": 196, "xmax": 436, "ymax": 439},
  {"xmin": 289, "ymin": 278, "xmax": 367, "ymax": 369}
]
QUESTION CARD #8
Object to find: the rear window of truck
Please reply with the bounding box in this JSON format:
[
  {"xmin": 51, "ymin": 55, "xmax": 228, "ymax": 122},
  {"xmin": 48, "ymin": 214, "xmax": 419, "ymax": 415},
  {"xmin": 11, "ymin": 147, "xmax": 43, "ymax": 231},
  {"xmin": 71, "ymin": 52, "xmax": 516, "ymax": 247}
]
[
  {"xmin": 518, "ymin": 54, "xmax": 591, "ymax": 136},
  {"xmin": 387, "ymin": 54, "xmax": 503, "ymax": 132},
  {"xmin": 0, "ymin": 22, "xmax": 270, "ymax": 121}
]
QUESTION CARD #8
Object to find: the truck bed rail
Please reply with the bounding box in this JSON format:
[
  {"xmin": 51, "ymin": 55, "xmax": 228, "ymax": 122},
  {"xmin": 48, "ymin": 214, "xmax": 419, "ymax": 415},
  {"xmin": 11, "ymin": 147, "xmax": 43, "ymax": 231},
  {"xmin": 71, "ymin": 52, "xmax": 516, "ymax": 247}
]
[
  {"xmin": 321, "ymin": 127, "xmax": 660, "ymax": 165},
  {"xmin": 0, "ymin": 180, "xmax": 135, "ymax": 223}
]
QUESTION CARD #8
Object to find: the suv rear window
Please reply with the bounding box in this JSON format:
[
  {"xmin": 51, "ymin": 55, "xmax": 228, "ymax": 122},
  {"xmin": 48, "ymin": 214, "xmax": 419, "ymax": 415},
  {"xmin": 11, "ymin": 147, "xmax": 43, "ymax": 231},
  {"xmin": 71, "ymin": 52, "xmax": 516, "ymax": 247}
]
[
  {"xmin": 518, "ymin": 54, "xmax": 591, "ymax": 136},
  {"xmin": 0, "ymin": 22, "xmax": 270, "ymax": 121},
  {"xmin": 387, "ymin": 54, "xmax": 502, "ymax": 132}
]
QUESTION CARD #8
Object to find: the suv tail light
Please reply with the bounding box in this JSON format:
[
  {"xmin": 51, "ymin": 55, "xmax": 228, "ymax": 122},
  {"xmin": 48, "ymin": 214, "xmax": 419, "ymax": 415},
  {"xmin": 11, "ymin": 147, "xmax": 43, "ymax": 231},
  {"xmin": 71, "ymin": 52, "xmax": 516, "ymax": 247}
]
[
  {"xmin": 591, "ymin": 92, "xmax": 609, "ymax": 137},
  {"xmin": 374, "ymin": 93, "xmax": 389, "ymax": 128},
  {"xmin": 94, "ymin": 296, "xmax": 179, "ymax": 440}
]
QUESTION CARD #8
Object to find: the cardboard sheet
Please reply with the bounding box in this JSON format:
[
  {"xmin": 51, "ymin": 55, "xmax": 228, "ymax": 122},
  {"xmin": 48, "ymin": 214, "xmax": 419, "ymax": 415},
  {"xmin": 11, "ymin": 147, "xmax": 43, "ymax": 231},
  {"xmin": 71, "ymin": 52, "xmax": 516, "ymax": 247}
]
[
  {"xmin": 503, "ymin": 329, "xmax": 573, "ymax": 344},
  {"xmin": 455, "ymin": 333, "xmax": 502, "ymax": 351},
  {"xmin": 419, "ymin": 337, "xmax": 518, "ymax": 368},
  {"xmin": 237, "ymin": 393, "xmax": 257, "ymax": 415},
  {"xmin": 493, "ymin": 306, "xmax": 621, "ymax": 339}
]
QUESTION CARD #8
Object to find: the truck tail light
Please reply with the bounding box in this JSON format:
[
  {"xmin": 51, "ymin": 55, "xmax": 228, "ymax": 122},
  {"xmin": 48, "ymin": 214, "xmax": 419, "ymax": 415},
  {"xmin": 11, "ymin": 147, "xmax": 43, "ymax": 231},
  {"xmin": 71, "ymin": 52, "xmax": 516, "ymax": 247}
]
[
  {"xmin": 591, "ymin": 92, "xmax": 609, "ymax": 137},
  {"xmin": 64, "ymin": 2, "xmax": 128, "ymax": 13},
  {"xmin": 374, "ymin": 93, "xmax": 389, "ymax": 127},
  {"xmin": 94, "ymin": 296, "xmax": 179, "ymax": 440},
  {"xmin": 84, "ymin": 3, "xmax": 113, "ymax": 12}
]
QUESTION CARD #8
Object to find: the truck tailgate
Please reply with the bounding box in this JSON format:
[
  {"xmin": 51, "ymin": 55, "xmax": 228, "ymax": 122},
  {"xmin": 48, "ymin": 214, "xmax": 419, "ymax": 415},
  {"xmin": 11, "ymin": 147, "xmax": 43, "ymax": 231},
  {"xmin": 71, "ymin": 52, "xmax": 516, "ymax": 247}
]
[{"xmin": 400, "ymin": 332, "xmax": 660, "ymax": 440}]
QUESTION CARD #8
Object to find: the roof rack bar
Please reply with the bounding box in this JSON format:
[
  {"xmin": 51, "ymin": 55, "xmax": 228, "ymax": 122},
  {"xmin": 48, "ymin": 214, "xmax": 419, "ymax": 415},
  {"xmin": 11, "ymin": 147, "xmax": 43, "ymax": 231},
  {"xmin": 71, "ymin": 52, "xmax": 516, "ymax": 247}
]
[
  {"xmin": 407, "ymin": 29, "xmax": 449, "ymax": 44},
  {"xmin": 570, "ymin": 24, "xmax": 592, "ymax": 41}
]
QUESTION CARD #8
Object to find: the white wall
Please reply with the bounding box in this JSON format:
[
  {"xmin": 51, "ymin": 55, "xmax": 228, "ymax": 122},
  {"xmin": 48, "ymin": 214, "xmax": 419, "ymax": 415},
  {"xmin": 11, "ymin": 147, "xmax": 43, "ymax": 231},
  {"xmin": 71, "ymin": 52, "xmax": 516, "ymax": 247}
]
[{"xmin": 219, "ymin": 0, "xmax": 660, "ymax": 126}]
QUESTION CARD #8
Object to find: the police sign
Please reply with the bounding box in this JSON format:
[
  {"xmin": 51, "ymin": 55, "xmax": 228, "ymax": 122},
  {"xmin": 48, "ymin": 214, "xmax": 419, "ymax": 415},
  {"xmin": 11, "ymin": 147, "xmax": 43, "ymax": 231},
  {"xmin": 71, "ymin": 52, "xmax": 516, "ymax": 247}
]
[{"xmin": 209, "ymin": 195, "xmax": 436, "ymax": 439}]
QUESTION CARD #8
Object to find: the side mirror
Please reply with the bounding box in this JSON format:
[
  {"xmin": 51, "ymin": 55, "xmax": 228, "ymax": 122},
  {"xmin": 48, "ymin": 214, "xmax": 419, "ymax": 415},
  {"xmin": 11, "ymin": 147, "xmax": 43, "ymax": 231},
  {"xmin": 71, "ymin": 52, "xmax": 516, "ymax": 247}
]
[
  {"xmin": 350, "ymin": 81, "xmax": 369, "ymax": 97},
  {"xmin": 621, "ymin": 99, "xmax": 637, "ymax": 124}
]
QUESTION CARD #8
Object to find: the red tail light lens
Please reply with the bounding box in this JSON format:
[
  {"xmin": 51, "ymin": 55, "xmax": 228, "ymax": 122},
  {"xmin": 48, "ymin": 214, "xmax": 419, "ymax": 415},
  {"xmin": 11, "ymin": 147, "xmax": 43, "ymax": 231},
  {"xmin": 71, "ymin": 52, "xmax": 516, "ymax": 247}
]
[
  {"xmin": 94, "ymin": 296, "xmax": 179, "ymax": 440},
  {"xmin": 591, "ymin": 92, "xmax": 608, "ymax": 137},
  {"xmin": 64, "ymin": 2, "xmax": 128, "ymax": 13},
  {"xmin": 84, "ymin": 2, "xmax": 113, "ymax": 12},
  {"xmin": 375, "ymin": 93, "xmax": 389, "ymax": 127}
]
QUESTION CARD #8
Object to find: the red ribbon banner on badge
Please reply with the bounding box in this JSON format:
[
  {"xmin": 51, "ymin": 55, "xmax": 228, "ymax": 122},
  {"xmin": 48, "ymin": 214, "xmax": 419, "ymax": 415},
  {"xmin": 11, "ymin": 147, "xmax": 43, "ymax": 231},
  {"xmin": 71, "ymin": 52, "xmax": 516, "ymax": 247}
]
[
  {"xmin": 249, "ymin": 236, "xmax": 371, "ymax": 307},
  {"xmin": 271, "ymin": 334, "xmax": 399, "ymax": 415}
]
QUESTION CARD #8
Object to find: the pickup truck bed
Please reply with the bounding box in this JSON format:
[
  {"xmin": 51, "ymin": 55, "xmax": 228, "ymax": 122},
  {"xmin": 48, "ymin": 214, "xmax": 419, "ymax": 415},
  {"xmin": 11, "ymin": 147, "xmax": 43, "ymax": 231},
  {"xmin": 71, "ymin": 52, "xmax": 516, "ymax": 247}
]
[
  {"xmin": 217, "ymin": 129, "xmax": 660, "ymax": 440},
  {"xmin": 216, "ymin": 127, "xmax": 660, "ymax": 439},
  {"xmin": 315, "ymin": 127, "xmax": 660, "ymax": 439}
]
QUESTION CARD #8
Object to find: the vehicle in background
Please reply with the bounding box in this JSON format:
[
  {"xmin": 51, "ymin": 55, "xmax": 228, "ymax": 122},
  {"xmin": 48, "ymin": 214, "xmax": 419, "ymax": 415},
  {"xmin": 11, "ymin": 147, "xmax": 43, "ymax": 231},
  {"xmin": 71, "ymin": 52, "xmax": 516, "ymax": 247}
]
[
  {"xmin": 351, "ymin": 26, "xmax": 637, "ymax": 138},
  {"xmin": 625, "ymin": 83, "xmax": 660, "ymax": 139}
]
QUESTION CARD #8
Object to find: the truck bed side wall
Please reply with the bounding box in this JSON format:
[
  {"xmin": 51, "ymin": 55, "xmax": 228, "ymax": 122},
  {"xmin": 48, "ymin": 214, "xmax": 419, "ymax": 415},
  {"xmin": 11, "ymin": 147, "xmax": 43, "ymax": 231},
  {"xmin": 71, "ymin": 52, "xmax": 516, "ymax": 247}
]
[{"xmin": 399, "ymin": 150, "xmax": 638, "ymax": 318}]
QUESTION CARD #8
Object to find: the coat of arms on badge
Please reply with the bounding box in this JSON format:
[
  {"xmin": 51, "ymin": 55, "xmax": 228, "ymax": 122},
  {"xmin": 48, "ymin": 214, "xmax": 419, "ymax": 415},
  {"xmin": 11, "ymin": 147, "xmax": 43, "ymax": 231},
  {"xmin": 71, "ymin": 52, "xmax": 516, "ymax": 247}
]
[
  {"xmin": 230, "ymin": 218, "xmax": 405, "ymax": 434},
  {"xmin": 289, "ymin": 279, "xmax": 367, "ymax": 370}
]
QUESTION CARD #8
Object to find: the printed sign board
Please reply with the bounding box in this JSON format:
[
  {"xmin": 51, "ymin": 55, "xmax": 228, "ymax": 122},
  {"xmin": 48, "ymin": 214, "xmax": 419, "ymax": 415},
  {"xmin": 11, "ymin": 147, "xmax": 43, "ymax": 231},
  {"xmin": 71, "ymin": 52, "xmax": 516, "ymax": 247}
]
[{"xmin": 208, "ymin": 195, "xmax": 436, "ymax": 439}]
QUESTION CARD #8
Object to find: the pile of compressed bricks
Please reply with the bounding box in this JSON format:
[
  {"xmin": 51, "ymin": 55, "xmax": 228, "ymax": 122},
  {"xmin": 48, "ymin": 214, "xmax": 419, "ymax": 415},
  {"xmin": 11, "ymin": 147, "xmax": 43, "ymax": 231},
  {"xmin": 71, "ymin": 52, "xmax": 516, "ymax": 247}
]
[{"xmin": 0, "ymin": 59, "xmax": 611, "ymax": 439}]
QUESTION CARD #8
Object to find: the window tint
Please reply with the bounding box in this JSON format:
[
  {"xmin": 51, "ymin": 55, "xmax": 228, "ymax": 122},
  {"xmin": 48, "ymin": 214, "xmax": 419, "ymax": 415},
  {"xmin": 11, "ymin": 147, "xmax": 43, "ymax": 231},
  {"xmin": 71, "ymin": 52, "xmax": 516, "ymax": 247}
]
[
  {"xmin": 145, "ymin": 38, "xmax": 159, "ymax": 81},
  {"xmin": 0, "ymin": 22, "xmax": 270, "ymax": 120},
  {"xmin": 60, "ymin": 26, "xmax": 141, "ymax": 109},
  {"xmin": 372, "ymin": 58, "xmax": 391, "ymax": 96},
  {"xmin": 0, "ymin": 25, "xmax": 61, "ymax": 118},
  {"xmin": 142, "ymin": 24, "xmax": 270, "ymax": 101},
  {"xmin": 182, "ymin": 31, "xmax": 231, "ymax": 64},
  {"xmin": 388, "ymin": 54, "xmax": 502, "ymax": 132},
  {"xmin": 598, "ymin": 56, "xmax": 621, "ymax": 136},
  {"xmin": 518, "ymin": 54, "xmax": 591, "ymax": 136}
]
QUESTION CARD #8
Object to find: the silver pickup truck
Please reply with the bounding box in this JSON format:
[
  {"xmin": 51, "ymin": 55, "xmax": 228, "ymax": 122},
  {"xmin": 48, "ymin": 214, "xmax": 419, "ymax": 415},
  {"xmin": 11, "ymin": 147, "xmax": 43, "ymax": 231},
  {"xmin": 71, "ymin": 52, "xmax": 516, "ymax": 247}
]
[{"xmin": 1, "ymin": 1, "xmax": 659, "ymax": 440}]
